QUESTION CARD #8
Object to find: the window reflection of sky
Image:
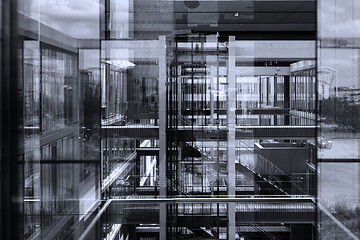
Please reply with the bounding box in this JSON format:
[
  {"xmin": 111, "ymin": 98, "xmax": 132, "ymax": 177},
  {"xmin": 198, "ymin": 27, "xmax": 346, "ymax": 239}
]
[
  {"xmin": 320, "ymin": 0, "xmax": 360, "ymax": 38},
  {"xmin": 20, "ymin": 0, "xmax": 101, "ymax": 38},
  {"xmin": 319, "ymin": 49, "xmax": 359, "ymax": 88},
  {"xmin": 319, "ymin": 0, "xmax": 360, "ymax": 88}
]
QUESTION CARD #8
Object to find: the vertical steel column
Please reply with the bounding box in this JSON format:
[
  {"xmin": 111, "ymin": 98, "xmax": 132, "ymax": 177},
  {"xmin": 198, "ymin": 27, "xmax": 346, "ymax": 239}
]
[
  {"xmin": 227, "ymin": 36, "xmax": 236, "ymax": 240},
  {"xmin": 159, "ymin": 35, "xmax": 167, "ymax": 196},
  {"xmin": 177, "ymin": 52, "xmax": 182, "ymax": 123},
  {"xmin": 207, "ymin": 35, "xmax": 217, "ymax": 126},
  {"xmin": 284, "ymin": 76, "xmax": 290, "ymax": 125},
  {"xmin": 158, "ymin": 36, "xmax": 167, "ymax": 240},
  {"xmin": 274, "ymin": 76, "xmax": 278, "ymax": 125},
  {"xmin": 1, "ymin": 0, "xmax": 22, "ymax": 239}
]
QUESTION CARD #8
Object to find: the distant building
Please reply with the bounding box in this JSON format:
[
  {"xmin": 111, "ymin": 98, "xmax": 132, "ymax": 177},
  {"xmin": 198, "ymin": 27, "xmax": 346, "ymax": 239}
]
[{"xmin": 335, "ymin": 87, "xmax": 360, "ymax": 104}]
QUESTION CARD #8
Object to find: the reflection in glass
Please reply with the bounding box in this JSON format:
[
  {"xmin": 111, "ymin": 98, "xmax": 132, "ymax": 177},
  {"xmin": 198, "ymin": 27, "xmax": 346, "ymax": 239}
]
[{"xmin": 1, "ymin": 0, "xmax": 358, "ymax": 239}]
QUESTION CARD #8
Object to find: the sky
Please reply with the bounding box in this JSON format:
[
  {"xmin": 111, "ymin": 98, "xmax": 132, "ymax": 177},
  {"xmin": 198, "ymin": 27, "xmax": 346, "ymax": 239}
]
[
  {"xmin": 25, "ymin": 0, "xmax": 128, "ymax": 39},
  {"xmin": 319, "ymin": 0, "xmax": 360, "ymax": 38},
  {"xmin": 318, "ymin": 0, "xmax": 360, "ymax": 88},
  {"xmin": 21, "ymin": 0, "xmax": 360, "ymax": 87},
  {"xmin": 26, "ymin": 0, "xmax": 101, "ymax": 39},
  {"xmin": 23, "ymin": 0, "xmax": 360, "ymax": 39},
  {"xmin": 319, "ymin": 49, "xmax": 359, "ymax": 88}
]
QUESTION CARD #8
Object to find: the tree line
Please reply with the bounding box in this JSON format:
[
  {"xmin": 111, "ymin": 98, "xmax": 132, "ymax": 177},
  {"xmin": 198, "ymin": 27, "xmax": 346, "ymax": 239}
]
[{"xmin": 320, "ymin": 98, "xmax": 360, "ymax": 131}]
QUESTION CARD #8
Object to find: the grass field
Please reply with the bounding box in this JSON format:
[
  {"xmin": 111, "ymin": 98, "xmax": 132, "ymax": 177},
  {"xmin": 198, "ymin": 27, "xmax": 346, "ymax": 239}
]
[
  {"xmin": 318, "ymin": 139, "xmax": 360, "ymax": 209},
  {"xmin": 318, "ymin": 139, "xmax": 360, "ymax": 239}
]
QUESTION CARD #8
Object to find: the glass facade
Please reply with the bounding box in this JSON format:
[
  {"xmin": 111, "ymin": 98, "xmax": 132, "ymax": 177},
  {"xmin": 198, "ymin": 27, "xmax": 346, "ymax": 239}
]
[
  {"xmin": 0, "ymin": 0, "xmax": 359, "ymax": 239},
  {"xmin": 318, "ymin": 0, "xmax": 360, "ymax": 238}
]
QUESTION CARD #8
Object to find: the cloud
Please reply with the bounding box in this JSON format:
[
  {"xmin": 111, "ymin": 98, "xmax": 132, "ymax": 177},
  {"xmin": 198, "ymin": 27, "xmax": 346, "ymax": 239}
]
[
  {"xmin": 320, "ymin": 0, "xmax": 360, "ymax": 38},
  {"xmin": 319, "ymin": 49, "xmax": 359, "ymax": 88},
  {"xmin": 31, "ymin": 0, "xmax": 101, "ymax": 39}
]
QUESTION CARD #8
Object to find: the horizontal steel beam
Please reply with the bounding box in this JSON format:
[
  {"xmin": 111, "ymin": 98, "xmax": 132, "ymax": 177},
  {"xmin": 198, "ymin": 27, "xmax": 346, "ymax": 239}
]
[{"xmin": 102, "ymin": 125, "xmax": 316, "ymax": 140}]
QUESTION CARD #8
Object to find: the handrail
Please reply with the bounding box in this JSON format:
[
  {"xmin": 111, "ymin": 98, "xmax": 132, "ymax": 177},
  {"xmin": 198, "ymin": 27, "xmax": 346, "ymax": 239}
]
[
  {"xmin": 102, "ymin": 152, "xmax": 137, "ymax": 191},
  {"xmin": 110, "ymin": 197, "xmax": 315, "ymax": 204},
  {"xmin": 252, "ymin": 223, "xmax": 279, "ymax": 240}
]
